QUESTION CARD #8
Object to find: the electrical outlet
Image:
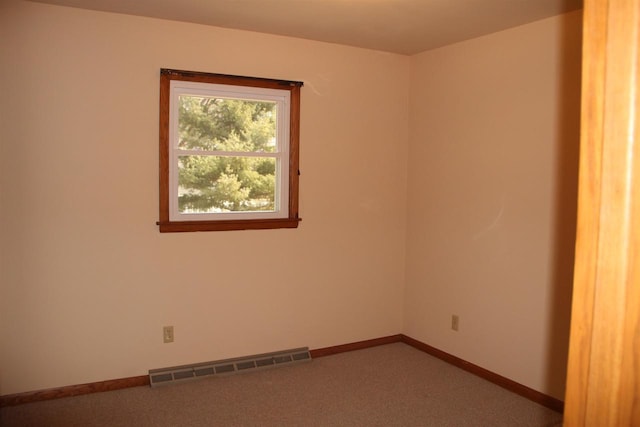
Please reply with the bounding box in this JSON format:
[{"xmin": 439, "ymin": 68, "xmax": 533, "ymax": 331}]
[
  {"xmin": 163, "ymin": 326, "xmax": 174, "ymax": 343},
  {"xmin": 451, "ymin": 315, "xmax": 459, "ymax": 331}
]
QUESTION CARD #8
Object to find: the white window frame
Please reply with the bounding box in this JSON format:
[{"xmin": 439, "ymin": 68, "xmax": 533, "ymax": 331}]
[{"xmin": 169, "ymin": 81, "xmax": 291, "ymax": 222}]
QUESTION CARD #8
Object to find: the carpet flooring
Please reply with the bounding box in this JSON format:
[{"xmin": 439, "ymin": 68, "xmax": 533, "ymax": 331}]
[{"xmin": 0, "ymin": 343, "xmax": 563, "ymax": 426}]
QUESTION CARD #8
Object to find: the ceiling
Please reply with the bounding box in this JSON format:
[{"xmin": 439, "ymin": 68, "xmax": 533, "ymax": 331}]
[{"xmin": 31, "ymin": 0, "xmax": 583, "ymax": 55}]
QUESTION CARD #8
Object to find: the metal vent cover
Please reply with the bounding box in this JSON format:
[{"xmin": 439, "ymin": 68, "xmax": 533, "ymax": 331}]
[{"xmin": 149, "ymin": 347, "xmax": 311, "ymax": 387}]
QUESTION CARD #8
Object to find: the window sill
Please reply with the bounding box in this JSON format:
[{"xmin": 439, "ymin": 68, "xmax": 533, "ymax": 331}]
[{"xmin": 157, "ymin": 218, "xmax": 301, "ymax": 233}]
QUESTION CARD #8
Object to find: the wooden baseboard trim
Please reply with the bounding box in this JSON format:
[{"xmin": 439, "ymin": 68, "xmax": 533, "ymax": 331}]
[
  {"xmin": 1, "ymin": 333, "xmax": 563, "ymax": 413},
  {"xmin": 0, "ymin": 375, "xmax": 150, "ymax": 408},
  {"xmin": 0, "ymin": 336, "xmax": 402, "ymax": 407},
  {"xmin": 400, "ymin": 334, "xmax": 564, "ymax": 413},
  {"xmin": 309, "ymin": 334, "xmax": 403, "ymax": 358}
]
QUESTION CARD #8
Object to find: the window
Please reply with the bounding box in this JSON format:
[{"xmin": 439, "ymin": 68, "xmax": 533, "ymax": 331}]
[{"xmin": 158, "ymin": 69, "xmax": 302, "ymax": 232}]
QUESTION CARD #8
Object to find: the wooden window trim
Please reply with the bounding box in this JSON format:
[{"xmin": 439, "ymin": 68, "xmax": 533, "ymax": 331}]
[{"xmin": 157, "ymin": 69, "xmax": 302, "ymax": 232}]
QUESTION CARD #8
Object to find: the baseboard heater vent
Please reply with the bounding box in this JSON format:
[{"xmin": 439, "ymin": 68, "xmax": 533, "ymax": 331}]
[{"xmin": 149, "ymin": 347, "xmax": 311, "ymax": 387}]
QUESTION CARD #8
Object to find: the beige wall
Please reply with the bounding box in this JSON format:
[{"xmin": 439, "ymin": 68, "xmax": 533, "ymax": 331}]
[
  {"xmin": 0, "ymin": 0, "xmax": 582, "ymax": 401},
  {"xmin": 0, "ymin": 1, "xmax": 409, "ymax": 395},
  {"xmin": 404, "ymin": 11, "xmax": 582, "ymax": 400}
]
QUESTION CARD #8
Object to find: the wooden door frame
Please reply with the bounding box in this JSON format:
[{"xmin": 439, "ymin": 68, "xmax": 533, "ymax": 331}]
[{"xmin": 563, "ymin": 0, "xmax": 640, "ymax": 425}]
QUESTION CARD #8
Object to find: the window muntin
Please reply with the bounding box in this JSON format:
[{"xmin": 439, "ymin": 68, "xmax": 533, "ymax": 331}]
[{"xmin": 158, "ymin": 70, "xmax": 302, "ymax": 232}]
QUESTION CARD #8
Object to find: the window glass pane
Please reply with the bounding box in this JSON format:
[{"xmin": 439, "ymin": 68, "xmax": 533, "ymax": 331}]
[
  {"xmin": 178, "ymin": 96, "xmax": 277, "ymax": 153},
  {"xmin": 178, "ymin": 155, "xmax": 276, "ymax": 213}
]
